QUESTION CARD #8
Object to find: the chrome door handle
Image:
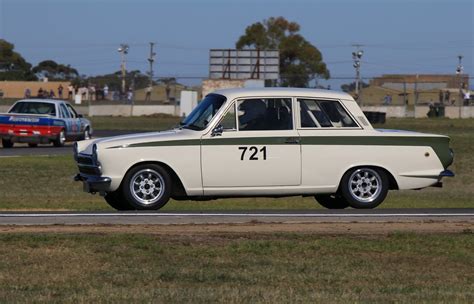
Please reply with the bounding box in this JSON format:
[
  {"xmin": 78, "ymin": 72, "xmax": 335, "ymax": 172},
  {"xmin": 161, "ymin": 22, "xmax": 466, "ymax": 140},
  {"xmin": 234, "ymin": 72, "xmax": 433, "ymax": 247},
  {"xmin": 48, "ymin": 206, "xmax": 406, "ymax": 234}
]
[{"xmin": 285, "ymin": 137, "xmax": 300, "ymax": 144}]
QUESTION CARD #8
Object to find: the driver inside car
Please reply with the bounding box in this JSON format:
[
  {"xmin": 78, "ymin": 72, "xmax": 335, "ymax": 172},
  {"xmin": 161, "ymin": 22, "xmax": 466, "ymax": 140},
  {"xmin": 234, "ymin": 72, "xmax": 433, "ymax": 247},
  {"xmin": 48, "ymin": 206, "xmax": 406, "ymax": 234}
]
[{"xmin": 238, "ymin": 99, "xmax": 267, "ymax": 130}]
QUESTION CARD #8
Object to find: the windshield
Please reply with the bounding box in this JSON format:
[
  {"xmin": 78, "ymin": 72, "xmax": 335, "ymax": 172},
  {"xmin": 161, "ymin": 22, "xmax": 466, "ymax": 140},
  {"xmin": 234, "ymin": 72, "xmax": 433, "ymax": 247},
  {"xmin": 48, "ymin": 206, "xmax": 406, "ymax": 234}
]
[
  {"xmin": 9, "ymin": 102, "xmax": 56, "ymax": 116},
  {"xmin": 180, "ymin": 94, "xmax": 227, "ymax": 130}
]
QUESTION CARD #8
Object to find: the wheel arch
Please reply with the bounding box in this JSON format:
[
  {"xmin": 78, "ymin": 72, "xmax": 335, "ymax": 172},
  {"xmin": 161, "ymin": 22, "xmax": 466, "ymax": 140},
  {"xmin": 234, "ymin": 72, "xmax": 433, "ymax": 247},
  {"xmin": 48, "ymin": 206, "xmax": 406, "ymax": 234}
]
[
  {"xmin": 120, "ymin": 160, "xmax": 188, "ymax": 198},
  {"xmin": 339, "ymin": 165, "xmax": 399, "ymax": 191}
]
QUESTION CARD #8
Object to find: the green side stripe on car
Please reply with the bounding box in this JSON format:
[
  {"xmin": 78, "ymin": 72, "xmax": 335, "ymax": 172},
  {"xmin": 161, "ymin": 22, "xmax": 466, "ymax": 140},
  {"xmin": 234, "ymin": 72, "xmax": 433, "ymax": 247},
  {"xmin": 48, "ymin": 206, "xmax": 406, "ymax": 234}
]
[
  {"xmin": 127, "ymin": 139, "xmax": 201, "ymax": 147},
  {"xmin": 122, "ymin": 136, "xmax": 452, "ymax": 169}
]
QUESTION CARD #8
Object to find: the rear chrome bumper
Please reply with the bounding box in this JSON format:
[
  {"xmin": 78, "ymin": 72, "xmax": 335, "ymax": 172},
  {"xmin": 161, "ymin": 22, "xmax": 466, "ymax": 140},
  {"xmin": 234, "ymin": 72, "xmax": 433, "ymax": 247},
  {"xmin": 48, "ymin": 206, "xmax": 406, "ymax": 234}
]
[{"xmin": 74, "ymin": 174, "xmax": 111, "ymax": 194}]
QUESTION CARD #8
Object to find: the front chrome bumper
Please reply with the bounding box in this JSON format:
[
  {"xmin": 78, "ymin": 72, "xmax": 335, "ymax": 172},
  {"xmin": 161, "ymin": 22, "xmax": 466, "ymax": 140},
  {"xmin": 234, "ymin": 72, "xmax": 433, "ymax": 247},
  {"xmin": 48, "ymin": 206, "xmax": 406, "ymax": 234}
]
[{"xmin": 74, "ymin": 174, "xmax": 111, "ymax": 194}]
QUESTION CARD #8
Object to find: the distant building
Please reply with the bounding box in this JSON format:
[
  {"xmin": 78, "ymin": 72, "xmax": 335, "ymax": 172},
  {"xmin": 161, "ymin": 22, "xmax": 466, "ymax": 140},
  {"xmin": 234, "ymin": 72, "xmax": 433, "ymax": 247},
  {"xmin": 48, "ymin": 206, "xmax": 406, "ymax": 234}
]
[{"xmin": 359, "ymin": 74, "xmax": 470, "ymax": 105}]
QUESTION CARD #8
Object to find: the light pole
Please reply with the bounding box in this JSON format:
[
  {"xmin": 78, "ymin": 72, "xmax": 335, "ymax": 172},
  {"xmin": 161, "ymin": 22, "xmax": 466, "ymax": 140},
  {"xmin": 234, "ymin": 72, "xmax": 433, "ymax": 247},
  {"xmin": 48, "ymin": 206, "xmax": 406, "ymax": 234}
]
[
  {"xmin": 352, "ymin": 46, "xmax": 364, "ymax": 103},
  {"xmin": 118, "ymin": 44, "xmax": 129, "ymax": 96}
]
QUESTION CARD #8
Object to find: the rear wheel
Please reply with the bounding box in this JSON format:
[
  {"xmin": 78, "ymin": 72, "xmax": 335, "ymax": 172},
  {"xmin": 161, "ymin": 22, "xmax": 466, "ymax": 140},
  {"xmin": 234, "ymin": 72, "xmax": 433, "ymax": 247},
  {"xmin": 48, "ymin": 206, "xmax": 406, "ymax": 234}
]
[
  {"xmin": 2, "ymin": 139, "xmax": 13, "ymax": 148},
  {"xmin": 314, "ymin": 194, "xmax": 349, "ymax": 209},
  {"xmin": 122, "ymin": 164, "xmax": 172, "ymax": 210},
  {"xmin": 104, "ymin": 191, "xmax": 133, "ymax": 211},
  {"xmin": 340, "ymin": 167, "xmax": 389, "ymax": 209},
  {"xmin": 53, "ymin": 130, "xmax": 66, "ymax": 147}
]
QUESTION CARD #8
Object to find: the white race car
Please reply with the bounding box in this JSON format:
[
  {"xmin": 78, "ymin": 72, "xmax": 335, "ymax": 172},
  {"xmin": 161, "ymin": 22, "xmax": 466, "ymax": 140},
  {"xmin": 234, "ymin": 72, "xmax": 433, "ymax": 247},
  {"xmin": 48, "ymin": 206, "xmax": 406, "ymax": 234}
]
[{"xmin": 74, "ymin": 88, "xmax": 454, "ymax": 210}]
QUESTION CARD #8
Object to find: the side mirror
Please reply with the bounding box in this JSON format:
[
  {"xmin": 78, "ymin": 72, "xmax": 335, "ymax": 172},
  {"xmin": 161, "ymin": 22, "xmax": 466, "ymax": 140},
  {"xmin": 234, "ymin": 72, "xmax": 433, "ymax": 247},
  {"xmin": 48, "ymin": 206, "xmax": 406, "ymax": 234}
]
[
  {"xmin": 211, "ymin": 125, "xmax": 224, "ymax": 137},
  {"xmin": 77, "ymin": 114, "xmax": 83, "ymax": 118}
]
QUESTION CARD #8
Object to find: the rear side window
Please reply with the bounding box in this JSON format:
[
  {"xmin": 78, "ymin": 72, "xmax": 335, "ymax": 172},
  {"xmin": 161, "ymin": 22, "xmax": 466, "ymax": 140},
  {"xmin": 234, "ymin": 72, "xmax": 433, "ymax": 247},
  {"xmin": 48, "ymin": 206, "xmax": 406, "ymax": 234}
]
[
  {"xmin": 299, "ymin": 99, "xmax": 357, "ymax": 128},
  {"xmin": 59, "ymin": 104, "xmax": 71, "ymax": 118}
]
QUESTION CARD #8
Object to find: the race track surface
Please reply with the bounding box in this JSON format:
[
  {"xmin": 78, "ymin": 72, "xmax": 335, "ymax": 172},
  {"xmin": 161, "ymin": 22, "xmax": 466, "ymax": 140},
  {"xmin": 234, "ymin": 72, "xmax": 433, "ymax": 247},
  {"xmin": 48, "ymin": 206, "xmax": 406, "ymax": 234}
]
[{"xmin": 1, "ymin": 209, "xmax": 473, "ymax": 225}]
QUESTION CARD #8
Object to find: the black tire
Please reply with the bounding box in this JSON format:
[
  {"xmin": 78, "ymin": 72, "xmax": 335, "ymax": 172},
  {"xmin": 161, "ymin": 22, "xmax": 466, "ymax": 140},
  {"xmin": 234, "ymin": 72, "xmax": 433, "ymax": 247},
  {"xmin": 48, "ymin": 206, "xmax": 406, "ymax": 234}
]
[
  {"xmin": 53, "ymin": 129, "xmax": 66, "ymax": 147},
  {"xmin": 104, "ymin": 191, "xmax": 133, "ymax": 211},
  {"xmin": 2, "ymin": 139, "xmax": 13, "ymax": 148},
  {"xmin": 28, "ymin": 143, "xmax": 38, "ymax": 148},
  {"xmin": 314, "ymin": 194, "xmax": 349, "ymax": 209},
  {"xmin": 122, "ymin": 164, "xmax": 172, "ymax": 210},
  {"xmin": 340, "ymin": 167, "xmax": 389, "ymax": 209}
]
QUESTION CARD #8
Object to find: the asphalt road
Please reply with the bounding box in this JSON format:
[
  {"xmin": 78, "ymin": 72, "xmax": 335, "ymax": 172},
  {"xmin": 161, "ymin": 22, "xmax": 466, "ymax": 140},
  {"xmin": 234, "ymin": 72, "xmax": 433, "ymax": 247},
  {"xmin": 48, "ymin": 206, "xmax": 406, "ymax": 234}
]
[
  {"xmin": 0, "ymin": 130, "xmax": 142, "ymax": 157},
  {"xmin": 1, "ymin": 209, "xmax": 473, "ymax": 225}
]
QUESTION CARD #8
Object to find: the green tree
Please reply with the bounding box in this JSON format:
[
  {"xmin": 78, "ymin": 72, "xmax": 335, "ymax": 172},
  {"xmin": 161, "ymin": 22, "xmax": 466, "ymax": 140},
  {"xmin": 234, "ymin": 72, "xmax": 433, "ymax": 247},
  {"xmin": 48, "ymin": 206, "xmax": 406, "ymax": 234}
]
[
  {"xmin": 0, "ymin": 39, "xmax": 37, "ymax": 80},
  {"xmin": 236, "ymin": 17, "xmax": 330, "ymax": 87},
  {"xmin": 341, "ymin": 81, "xmax": 369, "ymax": 93},
  {"xmin": 32, "ymin": 60, "xmax": 79, "ymax": 80},
  {"xmin": 80, "ymin": 70, "xmax": 150, "ymax": 91}
]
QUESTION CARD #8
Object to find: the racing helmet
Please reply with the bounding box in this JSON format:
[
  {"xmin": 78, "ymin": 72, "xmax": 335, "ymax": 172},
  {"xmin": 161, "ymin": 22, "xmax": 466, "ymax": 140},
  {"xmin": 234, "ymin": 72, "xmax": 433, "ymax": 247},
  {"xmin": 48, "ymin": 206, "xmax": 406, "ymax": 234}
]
[{"xmin": 238, "ymin": 99, "xmax": 267, "ymax": 126}]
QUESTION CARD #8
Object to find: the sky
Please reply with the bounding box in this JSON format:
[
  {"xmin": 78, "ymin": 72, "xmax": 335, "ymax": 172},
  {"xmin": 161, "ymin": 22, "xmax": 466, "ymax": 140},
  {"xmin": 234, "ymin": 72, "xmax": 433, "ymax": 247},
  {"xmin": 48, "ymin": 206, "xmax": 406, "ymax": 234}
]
[{"xmin": 0, "ymin": 0, "xmax": 473, "ymax": 90}]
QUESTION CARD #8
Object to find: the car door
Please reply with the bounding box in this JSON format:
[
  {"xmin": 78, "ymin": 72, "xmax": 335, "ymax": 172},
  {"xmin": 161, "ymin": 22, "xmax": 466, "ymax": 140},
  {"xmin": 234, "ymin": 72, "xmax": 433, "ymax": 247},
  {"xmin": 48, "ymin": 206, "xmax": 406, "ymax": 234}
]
[
  {"xmin": 58, "ymin": 103, "xmax": 77, "ymax": 137},
  {"xmin": 201, "ymin": 97, "xmax": 301, "ymax": 189},
  {"xmin": 66, "ymin": 103, "xmax": 84, "ymax": 134}
]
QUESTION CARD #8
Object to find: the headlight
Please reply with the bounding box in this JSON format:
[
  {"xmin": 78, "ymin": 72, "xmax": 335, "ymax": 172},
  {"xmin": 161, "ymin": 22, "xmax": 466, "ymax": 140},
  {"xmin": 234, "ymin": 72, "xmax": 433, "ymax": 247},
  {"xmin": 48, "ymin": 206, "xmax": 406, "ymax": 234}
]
[{"xmin": 92, "ymin": 144, "xmax": 99, "ymax": 165}]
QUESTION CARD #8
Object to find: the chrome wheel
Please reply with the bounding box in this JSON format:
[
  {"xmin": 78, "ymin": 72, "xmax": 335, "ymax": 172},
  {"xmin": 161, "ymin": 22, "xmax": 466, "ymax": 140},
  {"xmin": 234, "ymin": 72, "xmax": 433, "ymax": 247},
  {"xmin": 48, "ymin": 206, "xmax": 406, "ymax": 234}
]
[
  {"xmin": 129, "ymin": 169, "xmax": 165, "ymax": 205},
  {"xmin": 84, "ymin": 129, "xmax": 91, "ymax": 140},
  {"xmin": 348, "ymin": 168, "xmax": 382, "ymax": 203},
  {"xmin": 59, "ymin": 130, "xmax": 66, "ymax": 144}
]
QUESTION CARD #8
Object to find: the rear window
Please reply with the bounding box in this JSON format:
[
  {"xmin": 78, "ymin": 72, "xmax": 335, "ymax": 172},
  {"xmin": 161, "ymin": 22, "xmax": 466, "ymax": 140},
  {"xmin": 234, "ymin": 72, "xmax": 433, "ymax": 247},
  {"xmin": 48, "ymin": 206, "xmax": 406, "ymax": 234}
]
[{"xmin": 9, "ymin": 102, "xmax": 56, "ymax": 116}]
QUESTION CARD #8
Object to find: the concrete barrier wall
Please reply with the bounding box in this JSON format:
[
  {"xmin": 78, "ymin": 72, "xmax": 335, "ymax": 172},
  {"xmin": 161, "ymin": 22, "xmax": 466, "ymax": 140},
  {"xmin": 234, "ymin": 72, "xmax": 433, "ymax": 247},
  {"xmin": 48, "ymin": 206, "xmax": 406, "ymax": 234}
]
[
  {"xmin": 88, "ymin": 105, "xmax": 177, "ymax": 117},
  {"xmin": 131, "ymin": 105, "xmax": 177, "ymax": 116},
  {"xmin": 445, "ymin": 106, "xmax": 461, "ymax": 119},
  {"xmin": 2, "ymin": 103, "xmax": 474, "ymax": 119},
  {"xmin": 361, "ymin": 106, "xmax": 407, "ymax": 118},
  {"xmin": 415, "ymin": 106, "xmax": 474, "ymax": 119},
  {"xmin": 461, "ymin": 106, "xmax": 474, "ymax": 119},
  {"xmin": 415, "ymin": 106, "xmax": 430, "ymax": 118}
]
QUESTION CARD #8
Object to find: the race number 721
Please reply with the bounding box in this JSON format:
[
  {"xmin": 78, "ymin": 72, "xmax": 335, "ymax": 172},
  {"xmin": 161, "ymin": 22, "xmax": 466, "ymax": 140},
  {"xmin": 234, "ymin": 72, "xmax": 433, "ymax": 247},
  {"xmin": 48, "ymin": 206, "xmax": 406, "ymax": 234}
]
[{"xmin": 238, "ymin": 146, "xmax": 267, "ymax": 160}]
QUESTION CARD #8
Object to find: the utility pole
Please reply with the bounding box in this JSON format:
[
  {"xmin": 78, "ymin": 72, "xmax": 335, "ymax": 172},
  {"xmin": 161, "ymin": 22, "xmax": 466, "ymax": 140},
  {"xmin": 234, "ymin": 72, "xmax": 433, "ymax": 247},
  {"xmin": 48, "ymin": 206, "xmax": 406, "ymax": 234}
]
[
  {"xmin": 148, "ymin": 42, "xmax": 156, "ymax": 88},
  {"xmin": 456, "ymin": 55, "xmax": 464, "ymax": 105},
  {"xmin": 352, "ymin": 44, "xmax": 364, "ymax": 104},
  {"xmin": 118, "ymin": 44, "xmax": 129, "ymax": 95},
  {"xmin": 456, "ymin": 55, "xmax": 464, "ymax": 116}
]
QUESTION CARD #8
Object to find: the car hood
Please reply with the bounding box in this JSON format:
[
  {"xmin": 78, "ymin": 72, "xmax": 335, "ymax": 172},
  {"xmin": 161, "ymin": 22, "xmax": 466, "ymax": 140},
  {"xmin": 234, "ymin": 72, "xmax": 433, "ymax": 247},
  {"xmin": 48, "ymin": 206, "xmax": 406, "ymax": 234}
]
[{"xmin": 77, "ymin": 128, "xmax": 198, "ymax": 154}]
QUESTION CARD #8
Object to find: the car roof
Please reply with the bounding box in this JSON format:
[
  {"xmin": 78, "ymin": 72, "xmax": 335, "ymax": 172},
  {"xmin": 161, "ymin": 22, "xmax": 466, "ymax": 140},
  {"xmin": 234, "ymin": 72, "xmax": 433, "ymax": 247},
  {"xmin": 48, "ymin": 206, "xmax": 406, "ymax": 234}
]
[
  {"xmin": 211, "ymin": 87, "xmax": 354, "ymax": 101},
  {"xmin": 14, "ymin": 99, "xmax": 68, "ymax": 105}
]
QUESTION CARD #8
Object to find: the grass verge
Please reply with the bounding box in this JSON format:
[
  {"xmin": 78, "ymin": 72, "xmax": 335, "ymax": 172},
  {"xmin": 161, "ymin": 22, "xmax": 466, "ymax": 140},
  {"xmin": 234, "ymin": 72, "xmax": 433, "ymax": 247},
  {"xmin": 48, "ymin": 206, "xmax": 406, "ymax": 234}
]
[
  {"xmin": 89, "ymin": 115, "xmax": 180, "ymax": 131},
  {"xmin": 0, "ymin": 118, "xmax": 472, "ymax": 210},
  {"xmin": 0, "ymin": 231, "xmax": 472, "ymax": 302}
]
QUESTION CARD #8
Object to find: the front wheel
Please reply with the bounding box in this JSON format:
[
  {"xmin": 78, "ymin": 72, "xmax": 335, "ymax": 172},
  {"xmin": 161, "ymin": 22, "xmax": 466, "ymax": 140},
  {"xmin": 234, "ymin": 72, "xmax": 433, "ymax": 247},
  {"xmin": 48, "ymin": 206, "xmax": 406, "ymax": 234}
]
[
  {"xmin": 53, "ymin": 130, "xmax": 66, "ymax": 147},
  {"xmin": 122, "ymin": 164, "xmax": 172, "ymax": 210},
  {"xmin": 340, "ymin": 167, "xmax": 389, "ymax": 209},
  {"xmin": 104, "ymin": 191, "xmax": 133, "ymax": 211},
  {"xmin": 314, "ymin": 194, "xmax": 349, "ymax": 209},
  {"xmin": 80, "ymin": 128, "xmax": 91, "ymax": 141}
]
